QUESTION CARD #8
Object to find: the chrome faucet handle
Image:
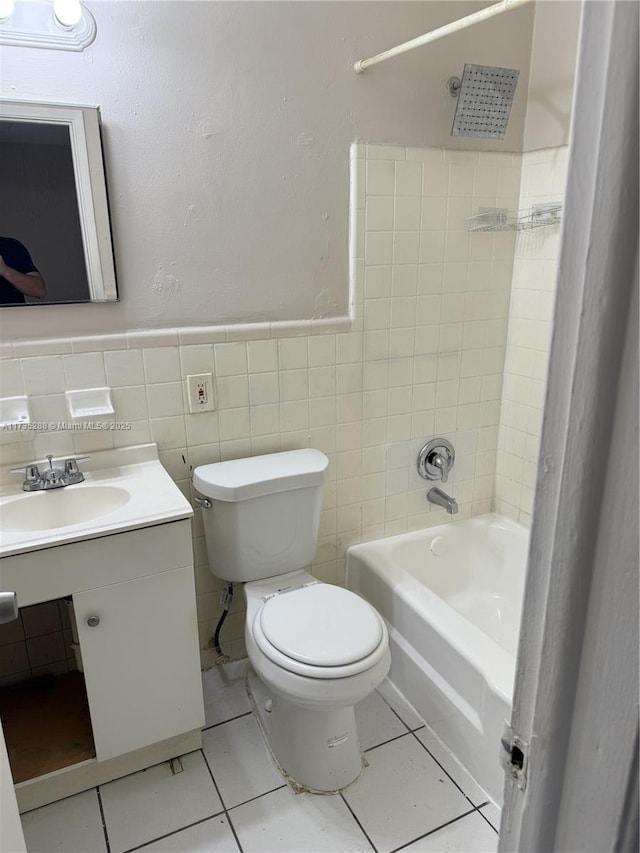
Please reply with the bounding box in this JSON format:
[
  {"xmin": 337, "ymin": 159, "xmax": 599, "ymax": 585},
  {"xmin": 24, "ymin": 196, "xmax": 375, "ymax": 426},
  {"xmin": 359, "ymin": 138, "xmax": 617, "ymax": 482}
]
[
  {"xmin": 63, "ymin": 457, "xmax": 87, "ymax": 485},
  {"xmin": 9, "ymin": 462, "xmax": 40, "ymax": 476},
  {"xmin": 24, "ymin": 464, "xmax": 43, "ymax": 491},
  {"xmin": 417, "ymin": 438, "xmax": 455, "ymax": 483},
  {"xmin": 430, "ymin": 452, "xmax": 449, "ymax": 483},
  {"xmin": 9, "ymin": 462, "xmax": 43, "ymax": 491}
]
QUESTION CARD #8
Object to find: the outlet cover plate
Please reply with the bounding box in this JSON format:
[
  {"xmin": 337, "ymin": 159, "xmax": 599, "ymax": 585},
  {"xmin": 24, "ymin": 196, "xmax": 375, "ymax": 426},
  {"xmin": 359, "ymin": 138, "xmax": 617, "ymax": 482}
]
[{"xmin": 187, "ymin": 374, "xmax": 214, "ymax": 413}]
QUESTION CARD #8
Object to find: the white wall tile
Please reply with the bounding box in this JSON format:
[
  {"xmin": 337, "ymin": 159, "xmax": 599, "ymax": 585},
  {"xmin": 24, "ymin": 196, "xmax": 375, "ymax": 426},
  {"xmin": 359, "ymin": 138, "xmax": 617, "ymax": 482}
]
[
  {"xmin": 21, "ymin": 356, "xmax": 66, "ymax": 396},
  {"xmin": 180, "ymin": 344, "xmax": 214, "ymax": 376},
  {"xmin": 366, "ymin": 196, "xmax": 394, "ymax": 231},
  {"xmin": 366, "ymin": 159, "xmax": 395, "ymax": 195},
  {"xmin": 213, "ymin": 342, "xmax": 247, "ymax": 377},
  {"xmin": 143, "ymin": 348, "xmax": 181, "ymax": 384},
  {"xmin": 105, "ymin": 350, "xmax": 145, "ymax": 387}
]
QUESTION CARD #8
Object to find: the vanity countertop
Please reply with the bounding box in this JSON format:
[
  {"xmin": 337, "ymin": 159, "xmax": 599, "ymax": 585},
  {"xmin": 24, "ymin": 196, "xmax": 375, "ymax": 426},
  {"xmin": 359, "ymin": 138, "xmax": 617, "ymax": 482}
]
[{"xmin": 0, "ymin": 444, "xmax": 193, "ymax": 558}]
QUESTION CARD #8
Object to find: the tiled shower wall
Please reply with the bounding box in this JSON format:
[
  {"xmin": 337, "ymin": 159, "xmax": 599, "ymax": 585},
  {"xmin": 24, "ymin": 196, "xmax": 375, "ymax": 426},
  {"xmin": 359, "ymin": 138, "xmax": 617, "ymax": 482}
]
[
  {"xmin": 351, "ymin": 143, "xmax": 521, "ymax": 545},
  {"xmin": 494, "ymin": 146, "xmax": 568, "ymax": 525},
  {"xmin": 0, "ymin": 143, "xmax": 567, "ymax": 668}
]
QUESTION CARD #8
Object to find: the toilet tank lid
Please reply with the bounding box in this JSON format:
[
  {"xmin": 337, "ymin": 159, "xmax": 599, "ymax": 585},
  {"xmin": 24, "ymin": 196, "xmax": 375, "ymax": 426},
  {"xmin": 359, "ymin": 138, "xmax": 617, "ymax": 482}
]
[{"xmin": 193, "ymin": 449, "xmax": 329, "ymax": 502}]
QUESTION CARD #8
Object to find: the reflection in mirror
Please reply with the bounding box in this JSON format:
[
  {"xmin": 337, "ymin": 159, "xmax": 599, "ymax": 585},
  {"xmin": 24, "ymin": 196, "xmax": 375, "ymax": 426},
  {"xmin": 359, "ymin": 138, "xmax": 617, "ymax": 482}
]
[{"xmin": 0, "ymin": 100, "xmax": 118, "ymax": 307}]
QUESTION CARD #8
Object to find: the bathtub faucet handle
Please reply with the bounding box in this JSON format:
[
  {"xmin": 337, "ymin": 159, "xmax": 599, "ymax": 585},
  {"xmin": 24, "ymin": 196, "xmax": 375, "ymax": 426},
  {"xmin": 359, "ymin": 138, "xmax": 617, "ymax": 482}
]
[
  {"xmin": 417, "ymin": 438, "xmax": 455, "ymax": 483},
  {"xmin": 431, "ymin": 452, "xmax": 449, "ymax": 483}
]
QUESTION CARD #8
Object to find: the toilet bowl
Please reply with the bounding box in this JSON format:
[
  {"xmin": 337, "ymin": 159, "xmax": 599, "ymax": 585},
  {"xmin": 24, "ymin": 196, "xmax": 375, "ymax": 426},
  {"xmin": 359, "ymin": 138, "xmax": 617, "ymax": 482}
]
[
  {"xmin": 244, "ymin": 570, "xmax": 391, "ymax": 791},
  {"xmin": 193, "ymin": 449, "xmax": 391, "ymax": 792}
]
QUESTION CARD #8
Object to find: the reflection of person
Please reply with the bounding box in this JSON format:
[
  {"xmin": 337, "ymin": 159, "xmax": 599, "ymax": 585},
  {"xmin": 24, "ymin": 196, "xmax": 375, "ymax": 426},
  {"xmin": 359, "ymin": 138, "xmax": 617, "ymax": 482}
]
[{"xmin": 0, "ymin": 236, "xmax": 47, "ymax": 305}]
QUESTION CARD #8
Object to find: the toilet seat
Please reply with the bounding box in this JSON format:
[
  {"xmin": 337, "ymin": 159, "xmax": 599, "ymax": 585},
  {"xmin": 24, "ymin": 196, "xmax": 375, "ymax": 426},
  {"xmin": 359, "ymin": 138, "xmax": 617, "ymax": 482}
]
[{"xmin": 252, "ymin": 583, "xmax": 388, "ymax": 679}]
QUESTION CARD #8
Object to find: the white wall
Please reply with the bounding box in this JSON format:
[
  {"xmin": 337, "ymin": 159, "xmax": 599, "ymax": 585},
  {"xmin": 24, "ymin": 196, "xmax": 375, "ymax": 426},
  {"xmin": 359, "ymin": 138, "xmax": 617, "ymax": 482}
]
[
  {"xmin": 523, "ymin": 1, "xmax": 581, "ymax": 152},
  {"xmin": 0, "ymin": 1, "xmax": 534, "ymax": 341}
]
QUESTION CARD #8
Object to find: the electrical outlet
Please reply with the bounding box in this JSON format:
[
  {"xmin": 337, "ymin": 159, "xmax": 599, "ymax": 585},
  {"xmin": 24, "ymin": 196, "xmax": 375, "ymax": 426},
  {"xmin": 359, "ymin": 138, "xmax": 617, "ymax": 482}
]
[{"xmin": 187, "ymin": 373, "xmax": 214, "ymax": 413}]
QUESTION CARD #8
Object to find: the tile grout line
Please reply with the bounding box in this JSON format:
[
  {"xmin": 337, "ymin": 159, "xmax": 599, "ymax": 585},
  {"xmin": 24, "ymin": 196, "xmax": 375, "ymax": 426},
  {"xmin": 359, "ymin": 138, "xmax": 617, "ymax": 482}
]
[
  {"xmin": 95, "ymin": 786, "xmax": 112, "ymax": 853},
  {"xmin": 387, "ymin": 805, "xmax": 479, "ymax": 853},
  {"xmin": 199, "ymin": 746, "xmax": 245, "ymax": 853},
  {"xmin": 339, "ymin": 792, "xmax": 379, "ymax": 853},
  {"xmin": 122, "ymin": 810, "xmax": 227, "ymax": 853},
  {"xmin": 407, "ymin": 727, "xmax": 481, "ymax": 808},
  {"xmin": 374, "ymin": 687, "xmax": 426, "ymax": 735},
  {"xmin": 363, "ymin": 729, "xmax": 414, "ymax": 754},
  {"xmin": 227, "ymin": 782, "xmax": 288, "ymax": 812},
  {"xmin": 201, "ymin": 709, "xmax": 252, "ymax": 732},
  {"xmin": 476, "ymin": 802, "xmax": 500, "ymax": 834}
]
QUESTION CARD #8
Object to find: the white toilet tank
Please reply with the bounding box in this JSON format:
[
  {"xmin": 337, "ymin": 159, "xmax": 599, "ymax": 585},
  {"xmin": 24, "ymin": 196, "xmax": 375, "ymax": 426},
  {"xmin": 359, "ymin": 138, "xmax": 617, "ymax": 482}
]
[{"xmin": 193, "ymin": 449, "xmax": 329, "ymax": 583}]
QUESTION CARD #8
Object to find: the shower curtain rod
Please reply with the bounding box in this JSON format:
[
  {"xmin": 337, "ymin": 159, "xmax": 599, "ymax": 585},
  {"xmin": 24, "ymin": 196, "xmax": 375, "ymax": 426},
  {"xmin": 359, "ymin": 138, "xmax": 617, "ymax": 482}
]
[{"xmin": 353, "ymin": 0, "xmax": 534, "ymax": 73}]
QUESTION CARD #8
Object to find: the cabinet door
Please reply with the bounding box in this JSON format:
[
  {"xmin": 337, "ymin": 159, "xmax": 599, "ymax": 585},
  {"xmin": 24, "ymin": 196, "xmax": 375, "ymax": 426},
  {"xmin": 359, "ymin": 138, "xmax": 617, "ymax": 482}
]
[{"xmin": 74, "ymin": 567, "xmax": 205, "ymax": 761}]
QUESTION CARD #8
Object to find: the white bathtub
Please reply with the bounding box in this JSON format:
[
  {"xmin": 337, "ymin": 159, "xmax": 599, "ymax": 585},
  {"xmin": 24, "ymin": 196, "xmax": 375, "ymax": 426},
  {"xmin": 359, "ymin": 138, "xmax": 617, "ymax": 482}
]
[{"xmin": 346, "ymin": 513, "xmax": 528, "ymax": 804}]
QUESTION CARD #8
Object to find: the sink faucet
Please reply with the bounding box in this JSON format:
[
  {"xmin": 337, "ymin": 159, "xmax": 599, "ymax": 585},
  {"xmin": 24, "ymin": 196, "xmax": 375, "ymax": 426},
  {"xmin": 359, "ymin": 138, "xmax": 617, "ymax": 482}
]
[
  {"xmin": 427, "ymin": 487, "xmax": 458, "ymax": 514},
  {"xmin": 11, "ymin": 455, "xmax": 89, "ymax": 491}
]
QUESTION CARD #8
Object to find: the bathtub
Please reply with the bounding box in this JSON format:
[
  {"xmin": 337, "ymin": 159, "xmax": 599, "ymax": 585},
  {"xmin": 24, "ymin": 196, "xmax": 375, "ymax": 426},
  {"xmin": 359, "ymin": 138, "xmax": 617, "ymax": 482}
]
[{"xmin": 346, "ymin": 513, "xmax": 528, "ymax": 805}]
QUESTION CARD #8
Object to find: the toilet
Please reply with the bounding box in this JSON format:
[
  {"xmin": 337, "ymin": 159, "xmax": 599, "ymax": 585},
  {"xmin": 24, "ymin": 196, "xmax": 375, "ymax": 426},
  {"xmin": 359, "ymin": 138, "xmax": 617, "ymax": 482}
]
[{"xmin": 193, "ymin": 448, "xmax": 391, "ymax": 792}]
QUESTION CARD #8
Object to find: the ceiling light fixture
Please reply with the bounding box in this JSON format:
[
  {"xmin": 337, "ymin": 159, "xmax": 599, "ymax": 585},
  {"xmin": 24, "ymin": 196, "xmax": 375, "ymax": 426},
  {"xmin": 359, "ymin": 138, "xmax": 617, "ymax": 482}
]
[
  {"xmin": 0, "ymin": 0, "xmax": 95, "ymax": 50},
  {"xmin": 0, "ymin": 0, "xmax": 15, "ymax": 22},
  {"xmin": 53, "ymin": 0, "xmax": 82, "ymax": 29}
]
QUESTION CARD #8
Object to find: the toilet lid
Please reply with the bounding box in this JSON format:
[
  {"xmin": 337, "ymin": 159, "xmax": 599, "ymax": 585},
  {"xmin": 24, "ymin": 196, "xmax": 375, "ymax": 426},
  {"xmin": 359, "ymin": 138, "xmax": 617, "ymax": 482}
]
[{"xmin": 259, "ymin": 585, "xmax": 383, "ymax": 667}]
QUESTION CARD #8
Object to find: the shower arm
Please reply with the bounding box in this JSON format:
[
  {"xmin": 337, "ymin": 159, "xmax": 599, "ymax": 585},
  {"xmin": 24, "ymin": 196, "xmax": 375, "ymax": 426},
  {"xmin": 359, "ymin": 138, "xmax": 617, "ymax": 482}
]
[{"xmin": 353, "ymin": 0, "xmax": 533, "ymax": 74}]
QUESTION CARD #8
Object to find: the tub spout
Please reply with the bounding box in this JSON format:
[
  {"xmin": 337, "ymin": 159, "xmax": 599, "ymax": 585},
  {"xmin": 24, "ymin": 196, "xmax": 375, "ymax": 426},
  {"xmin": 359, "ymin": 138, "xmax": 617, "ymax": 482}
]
[{"xmin": 427, "ymin": 487, "xmax": 458, "ymax": 514}]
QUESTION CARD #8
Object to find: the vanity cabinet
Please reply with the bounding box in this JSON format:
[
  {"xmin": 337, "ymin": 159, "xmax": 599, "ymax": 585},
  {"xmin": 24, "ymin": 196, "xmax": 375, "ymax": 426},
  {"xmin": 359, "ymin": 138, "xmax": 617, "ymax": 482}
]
[
  {"xmin": 0, "ymin": 517, "xmax": 205, "ymax": 812},
  {"xmin": 75, "ymin": 565, "xmax": 203, "ymax": 762}
]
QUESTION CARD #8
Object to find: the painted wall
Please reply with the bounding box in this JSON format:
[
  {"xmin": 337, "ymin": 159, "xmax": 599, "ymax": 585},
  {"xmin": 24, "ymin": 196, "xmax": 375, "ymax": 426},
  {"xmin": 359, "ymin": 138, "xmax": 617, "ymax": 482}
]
[
  {"xmin": 0, "ymin": 1, "xmax": 534, "ymax": 341},
  {"xmin": 523, "ymin": 0, "xmax": 581, "ymax": 152}
]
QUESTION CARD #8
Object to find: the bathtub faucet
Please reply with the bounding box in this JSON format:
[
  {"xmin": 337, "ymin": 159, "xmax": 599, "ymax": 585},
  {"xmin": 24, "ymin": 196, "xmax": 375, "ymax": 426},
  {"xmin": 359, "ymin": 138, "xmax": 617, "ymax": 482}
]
[{"xmin": 427, "ymin": 487, "xmax": 458, "ymax": 514}]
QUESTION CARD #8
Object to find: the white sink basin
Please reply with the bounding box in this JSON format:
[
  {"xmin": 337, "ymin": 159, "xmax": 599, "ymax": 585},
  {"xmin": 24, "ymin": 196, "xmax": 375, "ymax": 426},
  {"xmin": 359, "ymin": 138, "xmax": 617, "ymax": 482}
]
[
  {"xmin": 0, "ymin": 444, "xmax": 193, "ymax": 557},
  {"xmin": 0, "ymin": 485, "xmax": 131, "ymax": 533}
]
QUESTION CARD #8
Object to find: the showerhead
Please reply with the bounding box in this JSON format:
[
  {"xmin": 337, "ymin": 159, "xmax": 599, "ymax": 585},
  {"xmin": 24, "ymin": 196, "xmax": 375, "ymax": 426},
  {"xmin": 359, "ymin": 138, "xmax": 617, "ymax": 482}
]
[{"xmin": 450, "ymin": 63, "xmax": 519, "ymax": 139}]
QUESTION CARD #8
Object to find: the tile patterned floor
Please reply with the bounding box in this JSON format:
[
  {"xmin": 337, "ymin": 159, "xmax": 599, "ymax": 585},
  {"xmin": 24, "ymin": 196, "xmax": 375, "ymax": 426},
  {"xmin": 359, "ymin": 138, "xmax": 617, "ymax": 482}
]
[{"xmin": 20, "ymin": 661, "xmax": 500, "ymax": 853}]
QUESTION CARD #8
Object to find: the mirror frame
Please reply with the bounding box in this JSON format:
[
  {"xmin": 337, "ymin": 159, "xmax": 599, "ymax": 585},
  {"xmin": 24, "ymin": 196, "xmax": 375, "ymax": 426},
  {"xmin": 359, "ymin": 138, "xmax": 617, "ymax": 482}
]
[{"xmin": 0, "ymin": 98, "xmax": 118, "ymax": 302}]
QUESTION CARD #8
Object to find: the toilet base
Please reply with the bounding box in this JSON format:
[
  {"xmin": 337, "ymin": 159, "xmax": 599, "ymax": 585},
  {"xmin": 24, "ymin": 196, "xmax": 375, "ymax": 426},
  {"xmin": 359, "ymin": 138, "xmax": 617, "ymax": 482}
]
[{"xmin": 247, "ymin": 667, "xmax": 365, "ymax": 793}]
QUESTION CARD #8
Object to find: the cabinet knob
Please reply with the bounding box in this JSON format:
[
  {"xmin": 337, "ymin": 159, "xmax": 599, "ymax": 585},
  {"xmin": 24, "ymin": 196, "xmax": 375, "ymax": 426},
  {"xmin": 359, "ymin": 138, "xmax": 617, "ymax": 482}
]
[{"xmin": 86, "ymin": 615, "xmax": 100, "ymax": 628}]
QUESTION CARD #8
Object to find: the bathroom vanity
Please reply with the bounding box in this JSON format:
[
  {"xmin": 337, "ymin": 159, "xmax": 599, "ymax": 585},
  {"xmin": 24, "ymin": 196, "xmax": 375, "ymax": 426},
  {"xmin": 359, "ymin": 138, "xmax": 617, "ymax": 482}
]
[{"xmin": 0, "ymin": 445, "xmax": 205, "ymax": 812}]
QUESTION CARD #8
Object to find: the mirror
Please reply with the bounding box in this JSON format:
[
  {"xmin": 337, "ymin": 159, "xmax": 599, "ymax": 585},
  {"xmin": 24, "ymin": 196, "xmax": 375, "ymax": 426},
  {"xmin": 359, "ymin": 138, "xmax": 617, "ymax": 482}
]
[{"xmin": 0, "ymin": 99, "xmax": 118, "ymax": 306}]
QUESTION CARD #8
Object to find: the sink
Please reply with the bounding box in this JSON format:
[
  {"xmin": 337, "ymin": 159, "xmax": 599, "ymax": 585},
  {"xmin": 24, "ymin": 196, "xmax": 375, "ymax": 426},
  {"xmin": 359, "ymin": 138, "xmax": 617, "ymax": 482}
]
[
  {"xmin": 0, "ymin": 444, "xmax": 193, "ymax": 558},
  {"xmin": 0, "ymin": 485, "xmax": 131, "ymax": 533}
]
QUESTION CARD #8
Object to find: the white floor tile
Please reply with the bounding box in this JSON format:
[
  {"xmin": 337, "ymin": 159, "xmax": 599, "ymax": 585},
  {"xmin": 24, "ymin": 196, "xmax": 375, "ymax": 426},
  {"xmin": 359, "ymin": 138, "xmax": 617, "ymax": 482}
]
[
  {"xmin": 230, "ymin": 784, "xmax": 373, "ymax": 852},
  {"xmin": 100, "ymin": 751, "xmax": 222, "ymax": 853},
  {"xmin": 355, "ymin": 689, "xmax": 409, "ymax": 751},
  {"xmin": 21, "ymin": 789, "xmax": 107, "ymax": 853},
  {"xmin": 202, "ymin": 660, "xmax": 251, "ymax": 727},
  {"xmin": 136, "ymin": 815, "xmax": 240, "ymax": 852},
  {"xmin": 414, "ymin": 726, "xmax": 488, "ymax": 806},
  {"xmin": 480, "ymin": 801, "xmax": 501, "ymax": 831},
  {"xmin": 202, "ymin": 712, "xmax": 284, "ymax": 808},
  {"xmin": 401, "ymin": 811, "xmax": 498, "ymax": 852},
  {"xmin": 343, "ymin": 734, "xmax": 470, "ymax": 853},
  {"xmin": 376, "ymin": 678, "xmax": 425, "ymax": 730}
]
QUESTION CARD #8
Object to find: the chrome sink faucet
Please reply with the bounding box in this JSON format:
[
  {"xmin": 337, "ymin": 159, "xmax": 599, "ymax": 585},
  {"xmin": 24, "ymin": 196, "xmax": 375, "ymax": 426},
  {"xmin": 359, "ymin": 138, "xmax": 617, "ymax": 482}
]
[
  {"xmin": 11, "ymin": 455, "xmax": 89, "ymax": 491},
  {"xmin": 427, "ymin": 487, "xmax": 459, "ymax": 514}
]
